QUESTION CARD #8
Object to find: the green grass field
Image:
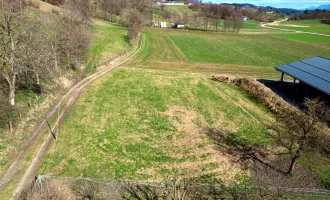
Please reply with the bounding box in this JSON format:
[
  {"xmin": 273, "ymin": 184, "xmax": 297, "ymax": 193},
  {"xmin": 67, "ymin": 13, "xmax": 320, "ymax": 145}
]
[
  {"xmin": 85, "ymin": 20, "xmax": 131, "ymax": 73},
  {"xmin": 242, "ymin": 20, "xmax": 284, "ymax": 33},
  {"xmin": 268, "ymin": 20, "xmax": 330, "ymax": 35},
  {"xmin": 243, "ymin": 20, "xmax": 261, "ymax": 29},
  {"xmin": 272, "ymin": 33, "xmax": 330, "ymax": 44},
  {"xmin": 38, "ymin": 25, "xmax": 330, "ymax": 188},
  {"xmin": 39, "ymin": 68, "xmax": 272, "ymax": 182},
  {"xmin": 0, "ymin": 9, "xmax": 324, "ymax": 198},
  {"xmin": 125, "ymin": 28, "xmax": 330, "ymax": 78}
]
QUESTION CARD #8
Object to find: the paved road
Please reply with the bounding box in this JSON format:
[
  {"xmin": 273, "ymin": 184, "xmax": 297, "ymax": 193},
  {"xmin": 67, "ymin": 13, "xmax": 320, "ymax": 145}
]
[{"xmin": 261, "ymin": 18, "xmax": 330, "ymax": 37}]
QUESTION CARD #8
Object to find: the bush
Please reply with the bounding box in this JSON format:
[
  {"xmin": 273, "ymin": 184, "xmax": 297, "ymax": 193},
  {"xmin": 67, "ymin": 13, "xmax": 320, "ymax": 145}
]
[
  {"xmin": 19, "ymin": 178, "xmax": 75, "ymax": 200},
  {"xmin": 51, "ymin": 8, "xmax": 60, "ymax": 15},
  {"xmin": 233, "ymin": 78, "xmax": 293, "ymax": 114},
  {"xmin": 24, "ymin": 0, "xmax": 40, "ymax": 9}
]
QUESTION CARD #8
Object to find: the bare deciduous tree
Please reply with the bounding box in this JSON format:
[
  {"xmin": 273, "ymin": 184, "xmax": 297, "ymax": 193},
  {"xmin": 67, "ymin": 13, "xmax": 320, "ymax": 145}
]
[
  {"xmin": 160, "ymin": 3, "xmax": 165, "ymax": 11},
  {"xmin": 0, "ymin": 0, "xmax": 91, "ymax": 132},
  {"xmin": 269, "ymin": 99, "xmax": 330, "ymax": 176},
  {"xmin": 122, "ymin": 0, "xmax": 151, "ymax": 44},
  {"xmin": 123, "ymin": 8, "xmax": 145, "ymax": 44},
  {"xmin": 61, "ymin": 0, "xmax": 92, "ymax": 26},
  {"xmin": 0, "ymin": 0, "xmax": 25, "ymax": 107}
]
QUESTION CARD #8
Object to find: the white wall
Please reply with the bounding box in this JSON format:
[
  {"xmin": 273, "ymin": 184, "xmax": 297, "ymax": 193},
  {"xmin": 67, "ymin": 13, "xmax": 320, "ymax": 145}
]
[
  {"xmin": 160, "ymin": 21, "xmax": 167, "ymax": 28},
  {"xmin": 157, "ymin": 2, "xmax": 185, "ymax": 6}
]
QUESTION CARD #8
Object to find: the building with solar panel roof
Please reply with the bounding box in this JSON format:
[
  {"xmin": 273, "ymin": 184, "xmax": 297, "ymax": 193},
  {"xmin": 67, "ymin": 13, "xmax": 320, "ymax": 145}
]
[{"xmin": 275, "ymin": 56, "xmax": 330, "ymax": 101}]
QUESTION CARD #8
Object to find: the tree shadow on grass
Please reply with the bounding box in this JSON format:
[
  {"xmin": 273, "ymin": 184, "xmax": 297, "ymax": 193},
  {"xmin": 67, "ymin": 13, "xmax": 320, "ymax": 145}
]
[
  {"xmin": 122, "ymin": 35, "xmax": 130, "ymax": 45},
  {"xmin": 206, "ymin": 128, "xmax": 323, "ymax": 189},
  {"xmin": 320, "ymin": 20, "xmax": 330, "ymax": 25}
]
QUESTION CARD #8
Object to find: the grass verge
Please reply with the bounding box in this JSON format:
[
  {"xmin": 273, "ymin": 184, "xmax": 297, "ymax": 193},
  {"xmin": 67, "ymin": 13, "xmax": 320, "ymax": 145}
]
[{"xmin": 85, "ymin": 20, "xmax": 131, "ymax": 74}]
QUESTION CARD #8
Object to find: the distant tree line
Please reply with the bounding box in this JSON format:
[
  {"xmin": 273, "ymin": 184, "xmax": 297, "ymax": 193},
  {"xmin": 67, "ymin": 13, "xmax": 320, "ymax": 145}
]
[
  {"xmin": 185, "ymin": 3, "xmax": 284, "ymax": 32},
  {"xmin": 190, "ymin": 3, "xmax": 283, "ymax": 21},
  {"xmin": 290, "ymin": 9, "xmax": 330, "ymax": 23}
]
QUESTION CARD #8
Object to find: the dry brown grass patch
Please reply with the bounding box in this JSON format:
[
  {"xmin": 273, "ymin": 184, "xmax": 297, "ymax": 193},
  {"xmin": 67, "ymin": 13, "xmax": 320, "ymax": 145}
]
[
  {"xmin": 19, "ymin": 178, "xmax": 75, "ymax": 200},
  {"xmin": 157, "ymin": 106, "xmax": 246, "ymax": 183}
]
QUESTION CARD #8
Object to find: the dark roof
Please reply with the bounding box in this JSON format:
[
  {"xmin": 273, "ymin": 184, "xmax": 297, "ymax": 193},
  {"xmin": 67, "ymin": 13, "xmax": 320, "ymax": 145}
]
[{"xmin": 275, "ymin": 56, "xmax": 330, "ymax": 95}]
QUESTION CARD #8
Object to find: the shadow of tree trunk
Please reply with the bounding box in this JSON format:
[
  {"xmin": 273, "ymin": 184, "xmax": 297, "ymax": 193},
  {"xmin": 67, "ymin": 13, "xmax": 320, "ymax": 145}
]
[{"xmin": 205, "ymin": 128, "xmax": 323, "ymax": 189}]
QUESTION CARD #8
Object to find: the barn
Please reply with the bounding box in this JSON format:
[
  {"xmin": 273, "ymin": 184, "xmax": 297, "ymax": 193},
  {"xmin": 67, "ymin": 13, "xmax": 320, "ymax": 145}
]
[{"xmin": 275, "ymin": 56, "xmax": 330, "ymax": 101}]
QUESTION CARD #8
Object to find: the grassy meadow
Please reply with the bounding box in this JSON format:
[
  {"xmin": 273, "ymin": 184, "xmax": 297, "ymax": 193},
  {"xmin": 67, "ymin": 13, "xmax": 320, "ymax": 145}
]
[
  {"xmin": 85, "ymin": 20, "xmax": 131, "ymax": 73},
  {"xmin": 38, "ymin": 25, "xmax": 330, "ymax": 188},
  {"xmin": 164, "ymin": 5, "xmax": 197, "ymax": 18},
  {"xmin": 268, "ymin": 20, "xmax": 330, "ymax": 35},
  {"xmin": 1, "ymin": 2, "xmax": 329, "ymax": 199},
  {"xmin": 243, "ymin": 20, "xmax": 261, "ymax": 29},
  {"xmin": 39, "ymin": 68, "xmax": 272, "ymax": 182},
  {"xmin": 272, "ymin": 33, "xmax": 330, "ymax": 44},
  {"xmin": 125, "ymin": 28, "xmax": 330, "ymax": 78}
]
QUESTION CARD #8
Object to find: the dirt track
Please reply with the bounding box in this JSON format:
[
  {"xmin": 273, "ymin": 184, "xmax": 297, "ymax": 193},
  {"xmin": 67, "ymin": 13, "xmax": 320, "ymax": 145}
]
[
  {"xmin": 261, "ymin": 18, "xmax": 330, "ymax": 37},
  {"xmin": 0, "ymin": 34, "xmax": 144, "ymax": 200}
]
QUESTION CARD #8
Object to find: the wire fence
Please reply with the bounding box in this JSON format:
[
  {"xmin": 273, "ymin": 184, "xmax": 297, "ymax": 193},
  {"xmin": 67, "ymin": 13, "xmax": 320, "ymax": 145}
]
[{"xmin": 36, "ymin": 176, "xmax": 330, "ymax": 199}]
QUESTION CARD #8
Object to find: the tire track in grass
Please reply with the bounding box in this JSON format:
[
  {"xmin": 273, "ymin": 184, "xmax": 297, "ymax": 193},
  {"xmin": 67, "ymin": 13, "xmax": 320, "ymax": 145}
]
[{"xmin": 2, "ymin": 34, "xmax": 144, "ymax": 200}]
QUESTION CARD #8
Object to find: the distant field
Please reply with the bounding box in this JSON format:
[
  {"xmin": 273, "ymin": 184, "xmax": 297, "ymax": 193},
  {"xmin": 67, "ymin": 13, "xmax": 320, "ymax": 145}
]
[
  {"xmin": 152, "ymin": 5, "xmax": 197, "ymax": 27},
  {"xmin": 164, "ymin": 5, "xmax": 197, "ymax": 17},
  {"xmin": 243, "ymin": 20, "xmax": 261, "ymax": 29},
  {"xmin": 85, "ymin": 20, "xmax": 131, "ymax": 73},
  {"xmin": 256, "ymin": 12, "xmax": 285, "ymax": 21},
  {"xmin": 272, "ymin": 33, "xmax": 330, "ymax": 44},
  {"xmin": 125, "ymin": 28, "xmax": 330, "ymax": 78},
  {"xmin": 268, "ymin": 20, "xmax": 330, "ymax": 35},
  {"xmin": 242, "ymin": 20, "xmax": 286, "ymax": 33},
  {"xmin": 39, "ymin": 68, "xmax": 272, "ymax": 181}
]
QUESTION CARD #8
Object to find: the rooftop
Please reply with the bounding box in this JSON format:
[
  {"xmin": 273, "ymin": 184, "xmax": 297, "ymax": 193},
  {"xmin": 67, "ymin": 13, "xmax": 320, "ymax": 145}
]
[{"xmin": 275, "ymin": 56, "xmax": 330, "ymax": 95}]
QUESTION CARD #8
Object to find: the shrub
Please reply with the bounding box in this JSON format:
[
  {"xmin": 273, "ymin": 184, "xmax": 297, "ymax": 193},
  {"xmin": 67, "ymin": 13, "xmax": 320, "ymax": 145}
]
[
  {"xmin": 19, "ymin": 178, "xmax": 75, "ymax": 200},
  {"xmin": 24, "ymin": 0, "xmax": 40, "ymax": 9},
  {"xmin": 233, "ymin": 78, "xmax": 293, "ymax": 114}
]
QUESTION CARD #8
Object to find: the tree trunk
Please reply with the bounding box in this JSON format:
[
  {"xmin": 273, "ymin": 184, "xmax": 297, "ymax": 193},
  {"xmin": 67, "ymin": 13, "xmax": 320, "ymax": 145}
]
[
  {"xmin": 8, "ymin": 32, "xmax": 16, "ymax": 106},
  {"xmin": 287, "ymin": 153, "xmax": 300, "ymax": 176},
  {"xmin": 8, "ymin": 115, "xmax": 13, "ymax": 134},
  {"xmin": 215, "ymin": 20, "xmax": 218, "ymax": 32},
  {"xmin": 52, "ymin": 43, "xmax": 59, "ymax": 71},
  {"xmin": 36, "ymin": 73, "xmax": 40, "ymax": 85},
  {"xmin": 8, "ymin": 75, "xmax": 16, "ymax": 106}
]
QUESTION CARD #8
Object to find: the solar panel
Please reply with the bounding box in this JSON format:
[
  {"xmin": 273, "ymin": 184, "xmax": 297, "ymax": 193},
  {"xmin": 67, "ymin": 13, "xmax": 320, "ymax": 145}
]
[
  {"xmin": 289, "ymin": 62, "xmax": 330, "ymax": 83},
  {"xmin": 301, "ymin": 57, "xmax": 330, "ymax": 73},
  {"xmin": 275, "ymin": 57, "xmax": 330, "ymax": 95}
]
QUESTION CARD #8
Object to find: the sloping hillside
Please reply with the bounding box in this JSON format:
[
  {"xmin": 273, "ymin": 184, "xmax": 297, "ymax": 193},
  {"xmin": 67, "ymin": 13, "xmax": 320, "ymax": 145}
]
[{"xmin": 25, "ymin": 0, "xmax": 60, "ymax": 12}]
